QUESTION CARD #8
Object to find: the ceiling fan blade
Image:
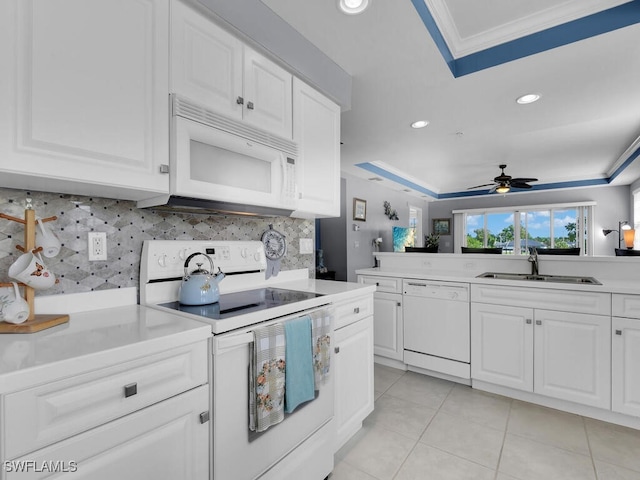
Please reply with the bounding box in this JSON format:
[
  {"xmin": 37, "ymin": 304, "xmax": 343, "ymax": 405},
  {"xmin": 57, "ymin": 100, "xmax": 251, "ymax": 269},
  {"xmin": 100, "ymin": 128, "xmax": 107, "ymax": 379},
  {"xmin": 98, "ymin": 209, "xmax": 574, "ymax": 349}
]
[
  {"xmin": 488, "ymin": 185, "xmax": 498, "ymax": 193},
  {"xmin": 467, "ymin": 183, "xmax": 495, "ymax": 190},
  {"xmin": 510, "ymin": 177, "xmax": 538, "ymax": 183},
  {"xmin": 510, "ymin": 182, "xmax": 533, "ymax": 189}
]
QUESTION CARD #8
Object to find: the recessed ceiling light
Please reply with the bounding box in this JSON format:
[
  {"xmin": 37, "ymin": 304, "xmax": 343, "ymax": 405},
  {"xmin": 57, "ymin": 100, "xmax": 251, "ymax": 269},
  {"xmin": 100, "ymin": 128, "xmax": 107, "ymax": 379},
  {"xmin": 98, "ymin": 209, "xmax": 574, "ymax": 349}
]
[
  {"xmin": 411, "ymin": 120, "xmax": 429, "ymax": 129},
  {"xmin": 338, "ymin": 0, "xmax": 369, "ymax": 15},
  {"xmin": 516, "ymin": 93, "xmax": 541, "ymax": 105}
]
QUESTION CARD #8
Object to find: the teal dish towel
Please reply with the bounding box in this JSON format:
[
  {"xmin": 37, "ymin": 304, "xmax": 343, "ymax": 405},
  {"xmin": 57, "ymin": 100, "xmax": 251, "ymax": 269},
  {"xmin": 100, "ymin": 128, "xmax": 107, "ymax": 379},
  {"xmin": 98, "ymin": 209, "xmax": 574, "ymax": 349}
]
[{"xmin": 284, "ymin": 316, "xmax": 315, "ymax": 413}]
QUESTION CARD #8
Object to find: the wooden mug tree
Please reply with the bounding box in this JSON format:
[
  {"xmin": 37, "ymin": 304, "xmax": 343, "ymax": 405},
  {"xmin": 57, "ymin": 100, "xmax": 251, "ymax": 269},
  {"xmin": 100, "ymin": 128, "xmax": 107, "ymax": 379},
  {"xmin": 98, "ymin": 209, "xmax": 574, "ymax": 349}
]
[{"xmin": 0, "ymin": 200, "xmax": 69, "ymax": 333}]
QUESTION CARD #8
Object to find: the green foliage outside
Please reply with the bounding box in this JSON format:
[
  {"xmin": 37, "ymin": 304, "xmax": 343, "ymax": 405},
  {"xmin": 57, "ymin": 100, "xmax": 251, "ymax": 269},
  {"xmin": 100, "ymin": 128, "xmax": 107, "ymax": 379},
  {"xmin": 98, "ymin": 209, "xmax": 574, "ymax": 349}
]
[{"xmin": 466, "ymin": 222, "xmax": 577, "ymax": 250}]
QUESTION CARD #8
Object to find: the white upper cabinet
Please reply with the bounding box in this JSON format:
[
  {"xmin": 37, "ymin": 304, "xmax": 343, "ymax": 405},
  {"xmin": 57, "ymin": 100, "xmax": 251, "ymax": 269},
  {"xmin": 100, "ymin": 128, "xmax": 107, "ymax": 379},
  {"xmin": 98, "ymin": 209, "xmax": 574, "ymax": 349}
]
[
  {"xmin": 171, "ymin": 1, "xmax": 293, "ymax": 139},
  {"xmin": 292, "ymin": 79, "xmax": 341, "ymax": 218},
  {"xmin": 0, "ymin": 0, "xmax": 170, "ymax": 200},
  {"xmin": 171, "ymin": 0, "xmax": 243, "ymax": 119}
]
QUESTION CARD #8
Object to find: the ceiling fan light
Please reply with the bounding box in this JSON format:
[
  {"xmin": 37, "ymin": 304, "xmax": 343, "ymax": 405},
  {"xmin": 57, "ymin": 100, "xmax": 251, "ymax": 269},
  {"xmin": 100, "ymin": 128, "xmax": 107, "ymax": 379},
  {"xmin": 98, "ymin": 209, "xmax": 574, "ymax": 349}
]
[
  {"xmin": 338, "ymin": 0, "xmax": 369, "ymax": 15},
  {"xmin": 516, "ymin": 93, "xmax": 541, "ymax": 104},
  {"xmin": 410, "ymin": 120, "xmax": 429, "ymax": 129},
  {"xmin": 495, "ymin": 185, "xmax": 510, "ymax": 194}
]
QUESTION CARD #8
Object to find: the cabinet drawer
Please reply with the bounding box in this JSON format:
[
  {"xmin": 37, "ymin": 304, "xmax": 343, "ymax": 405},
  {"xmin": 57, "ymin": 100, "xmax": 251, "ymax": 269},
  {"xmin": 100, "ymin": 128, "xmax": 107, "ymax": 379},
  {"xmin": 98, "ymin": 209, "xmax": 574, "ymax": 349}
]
[
  {"xmin": 334, "ymin": 294, "xmax": 374, "ymax": 330},
  {"xmin": 613, "ymin": 294, "xmax": 640, "ymax": 319},
  {"xmin": 471, "ymin": 284, "xmax": 611, "ymax": 316},
  {"xmin": 3, "ymin": 341, "xmax": 208, "ymax": 459},
  {"xmin": 358, "ymin": 275, "xmax": 402, "ymax": 294}
]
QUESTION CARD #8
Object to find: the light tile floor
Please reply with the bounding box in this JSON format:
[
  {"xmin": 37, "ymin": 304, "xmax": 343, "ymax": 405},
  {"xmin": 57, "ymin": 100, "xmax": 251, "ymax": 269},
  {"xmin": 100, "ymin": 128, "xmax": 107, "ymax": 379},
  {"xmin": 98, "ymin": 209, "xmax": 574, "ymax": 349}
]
[{"xmin": 330, "ymin": 365, "xmax": 640, "ymax": 480}]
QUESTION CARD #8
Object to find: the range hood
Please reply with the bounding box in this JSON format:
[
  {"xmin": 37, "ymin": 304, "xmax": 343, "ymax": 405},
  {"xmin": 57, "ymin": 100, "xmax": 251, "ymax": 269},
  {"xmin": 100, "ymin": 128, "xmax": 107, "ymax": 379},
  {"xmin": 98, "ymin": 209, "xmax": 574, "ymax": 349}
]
[{"xmin": 137, "ymin": 195, "xmax": 294, "ymax": 217}]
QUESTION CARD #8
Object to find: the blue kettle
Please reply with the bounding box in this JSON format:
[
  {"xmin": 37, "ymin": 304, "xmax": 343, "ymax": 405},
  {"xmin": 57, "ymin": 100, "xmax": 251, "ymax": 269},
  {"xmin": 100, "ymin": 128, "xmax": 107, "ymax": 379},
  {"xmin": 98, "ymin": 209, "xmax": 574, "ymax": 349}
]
[{"xmin": 179, "ymin": 253, "xmax": 225, "ymax": 305}]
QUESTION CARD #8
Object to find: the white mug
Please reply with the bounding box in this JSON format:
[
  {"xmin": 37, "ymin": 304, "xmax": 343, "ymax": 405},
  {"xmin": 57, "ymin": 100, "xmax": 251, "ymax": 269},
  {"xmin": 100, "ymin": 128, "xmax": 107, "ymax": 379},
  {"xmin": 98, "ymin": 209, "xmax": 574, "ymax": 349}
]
[
  {"xmin": 36, "ymin": 218, "xmax": 61, "ymax": 258},
  {"xmin": 0, "ymin": 282, "xmax": 30, "ymax": 324},
  {"xmin": 8, "ymin": 251, "xmax": 56, "ymax": 290}
]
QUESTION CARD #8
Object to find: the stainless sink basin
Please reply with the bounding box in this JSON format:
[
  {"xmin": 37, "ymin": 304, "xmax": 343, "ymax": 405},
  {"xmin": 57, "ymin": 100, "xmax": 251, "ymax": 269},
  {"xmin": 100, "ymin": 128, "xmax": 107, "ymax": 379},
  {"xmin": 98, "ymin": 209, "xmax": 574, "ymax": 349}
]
[{"xmin": 477, "ymin": 272, "xmax": 601, "ymax": 285}]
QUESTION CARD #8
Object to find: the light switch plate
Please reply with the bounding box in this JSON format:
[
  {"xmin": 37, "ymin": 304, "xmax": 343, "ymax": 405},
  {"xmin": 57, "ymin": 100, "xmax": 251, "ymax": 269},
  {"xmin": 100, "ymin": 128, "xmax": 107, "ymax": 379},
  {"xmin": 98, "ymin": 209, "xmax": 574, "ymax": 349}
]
[{"xmin": 299, "ymin": 238, "xmax": 314, "ymax": 254}]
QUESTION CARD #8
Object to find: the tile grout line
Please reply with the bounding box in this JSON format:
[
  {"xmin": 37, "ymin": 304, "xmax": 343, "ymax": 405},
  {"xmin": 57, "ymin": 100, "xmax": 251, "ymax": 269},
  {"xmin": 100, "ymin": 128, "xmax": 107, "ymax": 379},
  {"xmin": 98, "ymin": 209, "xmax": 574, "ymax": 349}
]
[
  {"xmin": 493, "ymin": 397, "xmax": 514, "ymax": 480},
  {"xmin": 583, "ymin": 415, "xmax": 600, "ymax": 480},
  {"xmin": 390, "ymin": 380, "xmax": 456, "ymax": 480}
]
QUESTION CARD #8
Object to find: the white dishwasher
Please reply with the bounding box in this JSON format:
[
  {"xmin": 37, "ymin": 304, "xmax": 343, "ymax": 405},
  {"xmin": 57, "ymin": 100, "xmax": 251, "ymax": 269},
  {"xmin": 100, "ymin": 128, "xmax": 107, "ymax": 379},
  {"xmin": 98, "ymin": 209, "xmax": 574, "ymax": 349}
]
[{"xmin": 402, "ymin": 279, "xmax": 471, "ymax": 380}]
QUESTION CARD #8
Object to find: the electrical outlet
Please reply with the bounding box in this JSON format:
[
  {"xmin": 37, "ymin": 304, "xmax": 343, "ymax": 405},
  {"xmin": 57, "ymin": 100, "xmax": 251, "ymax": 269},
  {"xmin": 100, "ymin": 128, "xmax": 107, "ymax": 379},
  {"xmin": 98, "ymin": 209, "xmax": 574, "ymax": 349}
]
[
  {"xmin": 299, "ymin": 238, "xmax": 314, "ymax": 255},
  {"xmin": 88, "ymin": 232, "xmax": 107, "ymax": 261}
]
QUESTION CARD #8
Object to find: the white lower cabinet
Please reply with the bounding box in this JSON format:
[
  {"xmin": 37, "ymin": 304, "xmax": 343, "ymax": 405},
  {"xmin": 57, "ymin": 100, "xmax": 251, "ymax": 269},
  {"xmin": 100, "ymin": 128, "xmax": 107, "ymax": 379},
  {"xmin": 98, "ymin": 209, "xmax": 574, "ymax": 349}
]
[
  {"xmin": 357, "ymin": 276, "xmax": 403, "ymax": 361},
  {"xmin": 471, "ymin": 303, "xmax": 533, "ymax": 391},
  {"xmin": 334, "ymin": 295, "xmax": 374, "ymax": 452},
  {"xmin": 6, "ymin": 385, "xmax": 209, "ymax": 480},
  {"xmin": 373, "ymin": 292, "xmax": 403, "ymax": 360},
  {"xmin": 1, "ymin": 340, "xmax": 210, "ymax": 480},
  {"xmin": 471, "ymin": 302, "xmax": 611, "ymax": 409},
  {"xmin": 612, "ymin": 294, "xmax": 640, "ymax": 417}
]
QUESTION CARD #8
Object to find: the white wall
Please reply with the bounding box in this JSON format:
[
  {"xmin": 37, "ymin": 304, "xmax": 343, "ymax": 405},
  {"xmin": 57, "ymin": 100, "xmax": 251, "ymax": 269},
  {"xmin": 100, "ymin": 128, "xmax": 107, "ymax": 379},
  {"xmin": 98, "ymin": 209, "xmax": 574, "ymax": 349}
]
[
  {"xmin": 428, "ymin": 185, "xmax": 630, "ymax": 256},
  {"xmin": 319, "ymin": 173, "xmax": 429, "ymax": 282}
]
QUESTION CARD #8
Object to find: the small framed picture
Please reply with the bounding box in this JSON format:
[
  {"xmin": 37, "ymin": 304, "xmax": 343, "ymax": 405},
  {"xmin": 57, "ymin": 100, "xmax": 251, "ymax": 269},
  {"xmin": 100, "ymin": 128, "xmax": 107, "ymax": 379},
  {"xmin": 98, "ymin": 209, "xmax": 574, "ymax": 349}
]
[
  {"xmin": 432, "ymin": 218, "xmax": 451, "ymax": 235},
  {"xmin": 353, "ymin": 198, "xmax": 367, "ymax": 221}
]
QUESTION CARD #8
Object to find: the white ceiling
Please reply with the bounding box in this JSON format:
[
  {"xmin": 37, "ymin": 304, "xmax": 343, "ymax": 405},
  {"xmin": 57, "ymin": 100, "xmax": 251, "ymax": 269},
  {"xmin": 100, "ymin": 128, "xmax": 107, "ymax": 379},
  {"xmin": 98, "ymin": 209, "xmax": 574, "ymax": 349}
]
[{"xmin": 260, "ymin": 0, "xmax": 640, "ymax": 199}]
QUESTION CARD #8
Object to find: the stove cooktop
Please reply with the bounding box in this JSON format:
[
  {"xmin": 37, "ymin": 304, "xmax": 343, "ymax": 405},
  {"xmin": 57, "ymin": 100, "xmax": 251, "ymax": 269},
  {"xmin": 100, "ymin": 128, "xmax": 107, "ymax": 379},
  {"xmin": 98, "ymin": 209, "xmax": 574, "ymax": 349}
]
[{"xmin": 158, "ymin": 287, "xmax": 324, "ymax": 321}]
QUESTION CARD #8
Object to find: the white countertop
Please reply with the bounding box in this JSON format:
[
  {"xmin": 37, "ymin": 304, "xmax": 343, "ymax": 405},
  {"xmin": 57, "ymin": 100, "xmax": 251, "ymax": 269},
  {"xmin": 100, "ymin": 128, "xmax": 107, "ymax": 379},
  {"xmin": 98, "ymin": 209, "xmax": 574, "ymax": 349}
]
[
  {"xmin": 356, "ymin": 267, "xmax": 640, "ymax": 295},
  {"xmin": 0, "ymin": 305, "xmax": 211, "ymax": 393}
]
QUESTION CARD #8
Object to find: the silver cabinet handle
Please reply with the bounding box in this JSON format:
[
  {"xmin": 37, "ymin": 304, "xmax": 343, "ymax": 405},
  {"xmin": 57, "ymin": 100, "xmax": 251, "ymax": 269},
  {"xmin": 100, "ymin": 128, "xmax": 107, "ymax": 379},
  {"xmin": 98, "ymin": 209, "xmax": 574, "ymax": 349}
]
[
  {"xmin": 535, "ymin": 320, "xmax": 542, "ymax": 325},
  {"xmin": 525, "ymin": 319, "xmax": 532, "ymax": 324},
  {"xmin": 334, "ymin": 346, "xmax": 340, "ymax": 354},
  {"xmin": 354, "ymin": 307, "xmax": 360, "ymax": 314},
  {"xmin": 159, "ymin": 164, "xmax": 169, "ymax": 174},
  {"xmin": 615, "ymin": 329, "xmax": 622, "ymax": 335},
  {"xmin": 397, "ymin": 302, "xmax": 401, "ymax": 307},
  {"xmin": 247, "ymin": 101, "xmax": 254, "ymax": 110},
  {"xmin": 236, "ymin": 96, "xmax": 244, "ymax": 105},
  {"xmin": 124, "ymin": 383, "xmax": 137, "ymax": 398},
  {"xmin": 199, "ymin": 411, "xmax": 210, "ymax": 424}
]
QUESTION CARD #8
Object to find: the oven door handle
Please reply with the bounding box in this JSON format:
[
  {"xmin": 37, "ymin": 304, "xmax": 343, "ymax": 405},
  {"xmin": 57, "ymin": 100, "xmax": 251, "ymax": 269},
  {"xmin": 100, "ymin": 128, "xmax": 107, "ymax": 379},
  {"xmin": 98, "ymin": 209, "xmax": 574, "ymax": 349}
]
[{"xmin": 215, "ymin": 332, "xmax": 254, "ymax": 352}]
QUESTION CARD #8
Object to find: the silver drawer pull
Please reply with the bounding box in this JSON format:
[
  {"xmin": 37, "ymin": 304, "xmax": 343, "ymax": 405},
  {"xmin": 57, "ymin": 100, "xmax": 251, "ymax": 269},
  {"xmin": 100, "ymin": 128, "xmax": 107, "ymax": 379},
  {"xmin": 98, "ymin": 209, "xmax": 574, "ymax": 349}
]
[
  {"xmin": 354, "ymin": 307, "xmax": 360, "ymax": 314},
  {"xmin": 535, "ymin": 320, "xmax": 542, "ymax": 326},
  {"xmin": 199, "ymin": 411, "xmax": 210, "ymax": 424},
  {"xmin": 615, "ymin": 330, "xmax": 622, "ymax": 335},
  {"xmin": 124, "ymin": 383, "xmax": 137, "ymax": 398},
  {"xmin": 247, "ymin": 101, "xmax": 254, "ymax": 110},
  {"xmin": 236, "ymin": 96, "xmax": 244, "ymax": 105},
  {"xmin": 334, "ymin": 347, "xmax": 340, "ymax": 354},
  {"xmin": 525, "ymin": 319, "xmax": 532, "ymax": 324}
]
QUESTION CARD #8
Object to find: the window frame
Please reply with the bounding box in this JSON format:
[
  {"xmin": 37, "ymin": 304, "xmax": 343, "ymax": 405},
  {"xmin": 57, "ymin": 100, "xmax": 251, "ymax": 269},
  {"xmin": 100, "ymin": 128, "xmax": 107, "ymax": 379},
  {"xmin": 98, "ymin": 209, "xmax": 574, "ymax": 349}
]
[{"xmin": 453, "ymin": 201, "xmax": 595, "ymax": 255}]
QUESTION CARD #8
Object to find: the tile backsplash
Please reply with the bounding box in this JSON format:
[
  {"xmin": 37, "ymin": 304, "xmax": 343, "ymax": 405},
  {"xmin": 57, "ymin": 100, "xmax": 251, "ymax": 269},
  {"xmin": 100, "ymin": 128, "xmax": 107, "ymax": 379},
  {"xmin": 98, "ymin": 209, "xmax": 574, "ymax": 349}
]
[{"xmin": 0, "ymin": 188, "xmax": 315, "ymax": 296}]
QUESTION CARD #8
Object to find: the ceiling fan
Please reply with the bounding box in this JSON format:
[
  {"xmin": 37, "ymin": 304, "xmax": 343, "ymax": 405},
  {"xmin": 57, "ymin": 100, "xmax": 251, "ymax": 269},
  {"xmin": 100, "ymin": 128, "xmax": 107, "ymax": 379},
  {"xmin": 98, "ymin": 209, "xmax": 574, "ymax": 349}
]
[{"xmin": 467, "ymin": 164, "xmax": 538, "ymax": 194}]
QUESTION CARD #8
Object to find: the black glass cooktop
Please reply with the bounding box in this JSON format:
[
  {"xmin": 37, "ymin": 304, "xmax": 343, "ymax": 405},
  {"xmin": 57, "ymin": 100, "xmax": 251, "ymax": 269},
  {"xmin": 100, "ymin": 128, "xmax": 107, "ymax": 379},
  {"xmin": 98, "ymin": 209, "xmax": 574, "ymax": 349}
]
[{"xmin": 158, "ymin": 287, "xmax": 324, "ymax": 321}]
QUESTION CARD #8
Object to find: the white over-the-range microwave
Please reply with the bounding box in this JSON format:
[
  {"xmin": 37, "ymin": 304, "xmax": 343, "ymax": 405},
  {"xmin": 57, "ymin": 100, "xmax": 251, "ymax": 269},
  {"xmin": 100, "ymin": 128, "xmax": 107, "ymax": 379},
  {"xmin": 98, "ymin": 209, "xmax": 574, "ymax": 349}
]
[{"xmin": 138, "ymin": 95, "xmax": 299, "ymax": 216}]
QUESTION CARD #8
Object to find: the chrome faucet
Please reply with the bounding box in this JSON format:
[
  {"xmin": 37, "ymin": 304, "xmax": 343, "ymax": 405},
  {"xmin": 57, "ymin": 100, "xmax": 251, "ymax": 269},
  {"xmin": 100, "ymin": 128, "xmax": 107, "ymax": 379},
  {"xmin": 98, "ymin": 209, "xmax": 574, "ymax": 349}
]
[{"xmin": 528, "ymin": 248, "xmax": 539, "ymax": 276}]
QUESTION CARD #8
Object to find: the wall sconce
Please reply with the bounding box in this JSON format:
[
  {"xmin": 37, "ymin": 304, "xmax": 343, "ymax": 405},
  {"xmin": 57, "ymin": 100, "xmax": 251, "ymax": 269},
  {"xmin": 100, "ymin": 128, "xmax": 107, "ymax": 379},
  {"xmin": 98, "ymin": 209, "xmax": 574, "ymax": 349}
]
[{"xmin": 603, "ymin": 221, "xmax": 635, "ymax": 249}]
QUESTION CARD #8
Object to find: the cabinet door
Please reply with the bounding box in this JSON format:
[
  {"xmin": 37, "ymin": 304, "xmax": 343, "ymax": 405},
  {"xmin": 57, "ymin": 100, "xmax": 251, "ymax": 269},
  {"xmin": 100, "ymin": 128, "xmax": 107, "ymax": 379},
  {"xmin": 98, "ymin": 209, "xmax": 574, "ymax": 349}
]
[
  {"xmin": 534, "ymin": 310, "xmax": 610, "ymax": 409},
  {"xmin": 373, "ymin": 292, "xmax": 403, "ymax": 360},
  {"xmin": 292, "ymin": 79, "xmax": 340, "ymax": 218},
  {"xmin": 6, "ymin": 385, "xmax": 210, "ymax": 480},
  {"xmin": 612, "ymin": 317, "xmax": 640, "ymax": 416},
  {"xmin": 334, "ymin": 316, "xmax": 374, "ymax": 452},
  {"xmin": 171, "ymin": 0, "xmax": 243, "ymax": 120},
  {"xmin": 243, "ymin": 47, "xmax": 293, "ymax": 139},
  {"xmin": 471, "ymin": 303, "xmax": 533, "ymax": 391},
  {"xmin": 0, "ymin": 0, "xmax": 169, "ymax": 200}
]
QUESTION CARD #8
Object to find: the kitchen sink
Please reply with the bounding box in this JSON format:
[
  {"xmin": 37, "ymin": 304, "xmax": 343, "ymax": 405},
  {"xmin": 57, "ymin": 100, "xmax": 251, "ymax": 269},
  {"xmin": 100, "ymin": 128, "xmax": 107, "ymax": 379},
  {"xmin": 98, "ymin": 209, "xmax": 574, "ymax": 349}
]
[{"xmin": 477, "ymin": 272, "xmax": 601, "ymax": 285}]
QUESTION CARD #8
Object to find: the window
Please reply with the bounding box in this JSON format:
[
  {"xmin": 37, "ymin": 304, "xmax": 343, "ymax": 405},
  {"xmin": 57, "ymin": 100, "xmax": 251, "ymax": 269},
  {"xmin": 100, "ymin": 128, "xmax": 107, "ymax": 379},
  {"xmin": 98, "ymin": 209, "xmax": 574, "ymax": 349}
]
[
  {"xmin": 453, "ymin": 202, "xmax": 594, "ymax": 255},
  {"xmin": 409, "ymin": 206, "xmax": 423, "ymax": 246}
]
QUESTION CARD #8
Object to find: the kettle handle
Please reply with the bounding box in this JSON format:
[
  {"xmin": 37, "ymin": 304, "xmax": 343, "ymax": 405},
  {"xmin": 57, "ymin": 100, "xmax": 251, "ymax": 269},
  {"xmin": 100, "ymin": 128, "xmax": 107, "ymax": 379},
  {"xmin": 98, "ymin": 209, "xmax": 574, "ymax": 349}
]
[{"xmin": 184, "ymin": 252, "xmax": 215, "ymax": 276}]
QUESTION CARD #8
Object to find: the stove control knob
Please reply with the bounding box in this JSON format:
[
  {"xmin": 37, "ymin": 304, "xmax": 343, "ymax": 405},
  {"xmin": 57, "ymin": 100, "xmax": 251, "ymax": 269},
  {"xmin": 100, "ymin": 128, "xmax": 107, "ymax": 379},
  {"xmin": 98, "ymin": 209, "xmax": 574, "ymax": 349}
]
[
  {"xmin": 241, "ymin": 248, "xmax": 248, "ymax": 258},
  {"xmin": 254, "ymin": 252, "xmax": 261, "ymax": 261},
  {"xmin": 157, "ymin": 254, "xmax": 167, "ymax": 268}
]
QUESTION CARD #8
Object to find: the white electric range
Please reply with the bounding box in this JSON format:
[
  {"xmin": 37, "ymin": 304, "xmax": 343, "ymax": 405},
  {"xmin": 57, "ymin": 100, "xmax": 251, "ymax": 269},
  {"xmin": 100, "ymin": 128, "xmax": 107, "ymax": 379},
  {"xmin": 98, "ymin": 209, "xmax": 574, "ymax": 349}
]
[{"xmin": 139, "ymin": 240, "xmax": 335, "ymax": 480}]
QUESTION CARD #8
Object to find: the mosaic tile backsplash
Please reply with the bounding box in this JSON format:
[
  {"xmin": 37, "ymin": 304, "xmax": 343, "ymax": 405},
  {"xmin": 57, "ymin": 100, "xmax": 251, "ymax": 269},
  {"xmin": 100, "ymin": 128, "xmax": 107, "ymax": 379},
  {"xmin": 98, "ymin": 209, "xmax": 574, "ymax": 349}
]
[{"xmin": 0, "ymin": 188, "xmax": 315, "ymax": 296}]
